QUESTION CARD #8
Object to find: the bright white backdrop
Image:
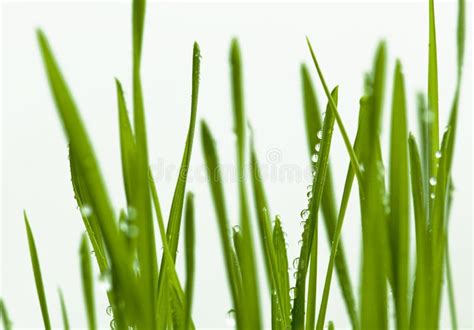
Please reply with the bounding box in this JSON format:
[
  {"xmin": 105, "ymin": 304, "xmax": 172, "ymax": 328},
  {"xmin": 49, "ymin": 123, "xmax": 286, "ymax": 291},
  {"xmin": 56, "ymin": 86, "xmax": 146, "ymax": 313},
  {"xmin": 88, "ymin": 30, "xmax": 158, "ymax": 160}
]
[{"xmin": 1, "ymin": 1, "xmax": 472, "ymax": 328}]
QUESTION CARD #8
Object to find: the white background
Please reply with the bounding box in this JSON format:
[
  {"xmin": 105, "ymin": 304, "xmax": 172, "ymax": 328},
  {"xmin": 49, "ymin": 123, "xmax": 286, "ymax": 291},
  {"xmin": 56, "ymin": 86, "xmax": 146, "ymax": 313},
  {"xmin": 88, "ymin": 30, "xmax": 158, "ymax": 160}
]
[{"xmin": 1, "ymin": 0, "xmax": 472, "ymax": 328}]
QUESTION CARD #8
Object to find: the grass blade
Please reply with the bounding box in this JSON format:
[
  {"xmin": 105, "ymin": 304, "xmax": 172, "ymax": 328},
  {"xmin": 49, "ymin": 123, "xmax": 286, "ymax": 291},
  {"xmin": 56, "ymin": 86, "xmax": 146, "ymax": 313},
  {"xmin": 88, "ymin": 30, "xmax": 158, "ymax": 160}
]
[
  {"xmin": 305, "ymin": 38, "xmax": 364, "ymax": 189},
  {"xmin": 301, "ymin": 64, "xmax": 358, "ymax": 328},
  {"xmin": 292, "ymin": 87, "xmax": 337, "ymax": 329},
  {"xmin": 80, "ymin": 235, "xmax": 97, "ymax": 330},
  {"xmin": 58, "ymin": 289, "xmax": 70, "ymax": 330},
  {"xmin": 201, "ymin": 120, "xmax": 242, "ymax": 326},
  {"xmin": 389, "ymin": 60, "xmax": 409, "ymax": 330},
  {"xmin": 0, "ymin": 299, "xmax": 12, "ymax": 330},
  {"xmin": 184, "ymin": 193, "xmax": 196, "ymax": 330},
  {"xmin": 24, "ymin": 212, "xmax": 51, "ymax": 330},
  {"xmin": 156, "ymin": 42, "xmax": 200, "ymax": 328}
]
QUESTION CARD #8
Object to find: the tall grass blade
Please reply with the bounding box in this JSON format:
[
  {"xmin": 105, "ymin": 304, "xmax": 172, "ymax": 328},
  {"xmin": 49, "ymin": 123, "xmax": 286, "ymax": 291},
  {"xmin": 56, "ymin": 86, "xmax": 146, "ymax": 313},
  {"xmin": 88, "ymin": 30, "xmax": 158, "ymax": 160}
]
[
  {"xmin": 301, "ymin": 64, "xmax": 358, "ymax": 328},
  {"xmin": 230, "ymin": 39, "xmax": 261, "ymax": 329},
  {"xmin": 24, "ymin": 212, "xmax": 51, "ymax": 330},
  {"xmin": 58, "ymin": 289, "xmax": 70, "ymax": 330},
  {"xmin": 156, "ymin": 42, "xmax": 200, "ymax": 328},
  {"xmin": 292, "ymin": 87, "xmax": 337, "ymax": 329},
  {"xmin": 389, "ymin": 60, "xmax": 409, "ymax": 330},
  {"xmin": 80, "ymin": 235, "xmax": 97, "ymax": 330},
  {"xmin": 184, "ymin": 193, "xmax": 196, "ymax": 330},
  {"xmin": 201, "ymin": 121, "xmax": 242, "ymax": 326}
]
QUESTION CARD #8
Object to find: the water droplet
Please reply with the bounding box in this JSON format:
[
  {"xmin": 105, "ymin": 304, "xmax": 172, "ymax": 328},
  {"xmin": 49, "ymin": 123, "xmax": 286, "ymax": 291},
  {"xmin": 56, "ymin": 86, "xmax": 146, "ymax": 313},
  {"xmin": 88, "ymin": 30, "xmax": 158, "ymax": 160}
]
[
  {"xmin": 226, "ymin": 309, "xmax": 236, "ymax": 326},
  {"xmin": 99, "ymin": 271, "xmax": 112, "ymax": 292},
  {"xmin": 307, "ymin": 185, "xmax": 312, "ymax": 191},
  {"xmin": 300, "ymin": 221, "xmax": 306, "ymax": 228},
  {"xmin": 306, "ymin": 191, "xmax": 313, "ymax": 199},
  {"xmin": 293, "ymin": 258, "xmax": 300, "ymax": 269},
  {"xmin": 293, "ymin": 271, "xmax": 299, "ymax": 280},
  {"xmin": 91, "ymin": 250, "xmax": 95, "ymax": 255},
  {"xmin": 311, "ymin": 154, "xmax": 319, "ymax": 163},
  {"xmin": 317, "ymin": 130, "xmax": 323, "ymax": 139},
  {"xmin": 314, "ymin": 143, "xmax": 321, "ymax": 152},
  {"xmin": 80, "ymin": 205, "xmax": 92, "ymax": 218},
  {"xmin": 435, "ymin": 150, "xmax": 442, "ymax": 159},
  {"xmin": 232, "ymin": 225, "xmax": 241, "ymax": 233},
  {"xmin": 289, "ymin": 287, "xmax": 296, "ymax": 299},
  {"xmin": 300, "ymin": 209, "xmax": 310, "ymax": 220},
  {"xmin": 360, "ymin": 164, "xmax": 365, "ymax": 173},
  {"xmin": 311, "ymin": 170, "xmax": 316, "ymax": 177},
  {"xmin": 106, "ymin": 305, "xmax": 114, "ymax": 316},
  {"xmin": 127, "ymin": 206, "xmax": 137, "ymax": 220},
  {"xmin": 298, "ymin": 239, "xmax": 303, "ymax": 247},
  {"xmin": 430, "ymin": 193, "xmax": 436, "ymax": 200},
  {"xmin": 429, "ymin": 177, "xmax": 437, "ymax": 186},
  {"xmin": 110, "ymin": 319, "xmax": 116, "ymax": 330}
]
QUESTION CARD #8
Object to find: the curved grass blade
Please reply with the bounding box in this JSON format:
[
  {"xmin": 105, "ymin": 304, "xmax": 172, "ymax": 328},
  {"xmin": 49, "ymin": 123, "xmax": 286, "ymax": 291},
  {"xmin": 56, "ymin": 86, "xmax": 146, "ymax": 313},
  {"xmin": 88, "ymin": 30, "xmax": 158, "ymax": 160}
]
[
  {"xmin": 184, "ymin": 193, "xmax": 196, "ymax": 330},
  {"xmin": 230, "ymin": 39, "xmax": 261, "ymax": 329},
  {"xmin": 0, "ymin": 299, "xmax": 12, "ymax": 330},
  {"xmin": 58, "ymin": 289, "xmax": 70, "ymax": 330},
  {"xmin": 156, "ymin": 42, "xmax": 200, "ymax": 328},
  {"xmin": 24, "ymin": 212, "xmax": 51, "ymax": 330},
  {"xmin": 201, "ymin": 121, "xmax": 242, "ymax": 326},
  {"xmin": 80, "ymin": 235, "xmax": 97, "ymax": 330},
  {"xmin": 305, "ymin": 38, "xmax": 364, "ymax": 190},
  {"xmin": 389, "ymin": 60, "xmax": 409, "ymax": 330},
  {"xmin": 292, "ymin": 87, "xmax": 337, "ymax": 329},
  {"xmin": 115, "ymin": 79, "xmax": 137, "ymax": 207},
  {"xmin": 37, "ymin": 30, "xmax": 142, "ymax": 324},
  {"xmin": 301, "ymin": 64, "xmax": 358, "ymax": 328}
]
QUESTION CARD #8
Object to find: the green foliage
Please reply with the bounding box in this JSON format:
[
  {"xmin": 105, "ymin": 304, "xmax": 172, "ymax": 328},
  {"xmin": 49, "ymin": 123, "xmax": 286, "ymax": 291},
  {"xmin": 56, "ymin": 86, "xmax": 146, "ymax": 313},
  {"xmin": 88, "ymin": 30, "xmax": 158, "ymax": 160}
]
[{"xmin": 2, "ymin": 0, "xmax": 466, "ymax": 328}]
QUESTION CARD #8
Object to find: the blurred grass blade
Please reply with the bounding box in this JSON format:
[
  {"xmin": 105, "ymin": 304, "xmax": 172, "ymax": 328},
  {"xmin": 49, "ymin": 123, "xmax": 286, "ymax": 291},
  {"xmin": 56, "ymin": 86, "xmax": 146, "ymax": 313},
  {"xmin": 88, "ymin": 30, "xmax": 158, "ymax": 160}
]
[
  {"xmin": 184, "ymin": 193, "xmax": 196, "ymax": 330},
  {"xmin": 0, "ymin": 299, "xmax": 12, "ymax": 330},
  {"xmin": 37, "ymin": 29, "xmax": 142, "ymax": 324},
  {"xmin": 115, "ymin": 79, "xmax": 137, "ymax": 207},
  {"xmin": 305, "ymin": 38, "xmax": 364, "ymax": 189},
  {"xmin": 230, "ymin": 39, "xmax": 261, "ymax": 329},
  {"xmin": 316, "ymin": 100, "xmax": 367, "ymax": 330},
  {"xmin": 58, "ymin": 289, "xmax": 70, "ymax": 330},
  {"xmin": 201, "ymin": 121, "xmax": 242, "ymax": 326},
  {"xmin": 389, "ymin": 60, "xmax": 409, "ymax": 330},
  {"xmin": 80, "ymin": 235, "xmax": 97, "ymax": 330},
  {"xmin": 292, "ymin": 87, "xmax": 337, "ymax": 329},
  {"xmin": 301, "ymin": 64, "xmax": 358, "ymax": 328},
  {"xmin": 24, "ymin": 212, "xmax": 51, "ymax": 330},
  {"xmin": 156, "ymin": 42, "xmax": 200, "ymax": 327}
]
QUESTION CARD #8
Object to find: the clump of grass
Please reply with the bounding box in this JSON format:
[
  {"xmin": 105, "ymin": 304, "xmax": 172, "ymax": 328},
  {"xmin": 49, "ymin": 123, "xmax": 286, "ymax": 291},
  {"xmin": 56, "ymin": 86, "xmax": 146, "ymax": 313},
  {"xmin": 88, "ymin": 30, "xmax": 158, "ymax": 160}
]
[{"xmin": 0, "ymin": 0, "xmax": 466, "ymax": 328}]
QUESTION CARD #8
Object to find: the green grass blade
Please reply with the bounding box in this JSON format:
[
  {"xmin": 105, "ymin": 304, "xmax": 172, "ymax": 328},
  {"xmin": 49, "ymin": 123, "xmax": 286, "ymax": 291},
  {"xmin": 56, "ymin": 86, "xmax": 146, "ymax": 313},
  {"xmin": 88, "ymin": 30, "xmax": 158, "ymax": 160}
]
[
  {"xmin": 115, "ymin": 79, "xmax": 137, "ymax": 207},
  {"xmin": 445, "ymin": 238, "xmax": 458, "ymax": 330},
  {"xmin": 292, "ymin": 87, "xmax": 337, "ymax": 329},
  {"xmin": 24, "ymin": 212, "xmax": 51, "ymax": 330},
  {"xmin": 301, "ymin": 64, "xmax": 358, "ymax": 328},
  {"xmin": 149, "ymin": 171, "xmax": 195, "ymax": 330},
  {"xmin": 230, "ymin": 39, "xmax": 261, "ymax": 329},
  {"xmin": 389, "ymin": 60, "xmax": 410, "ymax": 330},
  {"xmin": 37, "ymin": 29, "xmax": 142, "ymax": 324},
  {"xmin": 156, "ymin": 42, "xmax": 200, "ymax": 327},
  {"xmin": 315, "ymin": 101, "xmax": 367, "ymax": 330},
  {"xmin": 305, "ymin": 38, "xmax": 364, "ymax": 189},
  {"xmin": 58, "ymin": 289, "xmax": 70, "ymax": 330},
  {"xmin": 201, "ymin": 121, "xmax": 242, "ymax": 326},
  {"xmin": 428, "ymin": 0, "xmax": 439, "ymax": 183},
  {"xmin": 359, "ymin": 42, "xmax": 389, "ymax": 330},
  {"xmin": 80, "ymin": 235, "xmax": 97, "ymax": 330},
  {"xmin": 0, "ymin": 299, "xmax": 12, "ymax": 330},
  {"xmin": 184, "ymin": 193, "xmax": 196, "ymax": 330},
  {"xmin": 131, "ymin": 0, "xmax": 158, "ymax": 323},
  {"xmin": 408, "ymin": 134, "xmax": 429, "ymax": 329}
]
